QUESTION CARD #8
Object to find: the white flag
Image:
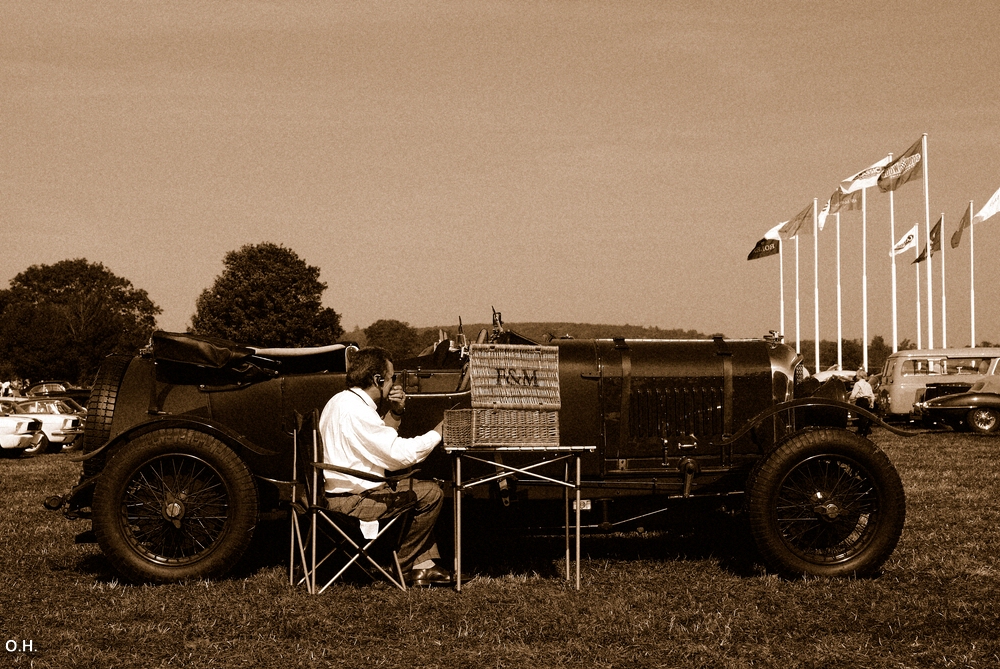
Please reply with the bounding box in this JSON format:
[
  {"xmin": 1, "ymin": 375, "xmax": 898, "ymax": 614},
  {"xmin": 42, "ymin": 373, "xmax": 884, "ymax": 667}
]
[
  {"xmin": 763, "ymin": 222, "xmax": 785, "ymax": 241},
  {"xmin": 841, "ymin": 156, "xmax": 891, "ymax": 193},
  {"xmin": 817, "ymin": 199, "xmax": 831, "ymax": 232},
  {"xmin": 973, "ymin": 185, "xmax": 1000, "ymax": 224},
  {"xmin": 890, "ymin": 224, "xmax": 918, "ymax": 256}
]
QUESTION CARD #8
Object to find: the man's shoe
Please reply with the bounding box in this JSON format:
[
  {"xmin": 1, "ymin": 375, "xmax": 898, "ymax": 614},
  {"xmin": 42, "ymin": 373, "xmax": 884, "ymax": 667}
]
[{"xmin": 407, "ymin": 564, "xmax": 453, "ymax": 587}]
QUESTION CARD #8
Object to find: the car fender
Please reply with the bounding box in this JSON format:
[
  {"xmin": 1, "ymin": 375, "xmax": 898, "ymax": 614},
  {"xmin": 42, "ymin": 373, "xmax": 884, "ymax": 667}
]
[
  {"xmin": 72, "ymin": 414, "xmax": 273, "ymax": 466},
  {"xmin": 713, "ymin": 397, "xmax": 921, "ymax": 451},
  {"xmin": 925, "ymin": 392, "xmax": 1000, "ymax": 411},
  {"xmin": 55, "ymin": 415, "xmax": 276, "ymax": 516}
]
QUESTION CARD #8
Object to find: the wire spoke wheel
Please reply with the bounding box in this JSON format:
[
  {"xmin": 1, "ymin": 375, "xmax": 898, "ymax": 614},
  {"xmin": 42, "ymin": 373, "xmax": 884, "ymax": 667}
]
[
  {"xmin": 773, "ymin": 454, "xmax": 877, "ymax": 564},
  {"xmin": 93, "ymin": 429, "xmax": 258, "ymax": 583},
  {"xmin": 122, "ymin": 454, "xmax": 232, "ymax": 565},
  {"xmin": 747, "ymin": 428, "xmax": 905, "ymax": 578},
  {"xmin": 967, "ymin": 408, "xmax": 999, "ymax": 434}
]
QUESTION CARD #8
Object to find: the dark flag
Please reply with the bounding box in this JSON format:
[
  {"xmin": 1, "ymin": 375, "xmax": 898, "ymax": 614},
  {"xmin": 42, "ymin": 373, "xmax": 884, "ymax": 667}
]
[
  {"xmin": 877, "ymin": 138, "xmax": 923, "ymax": 193},
  {"xmin": 912, "ymin": 217, "xmax": 942, "ymax": 264},
  {"xmin": 747, "ymin": 236, "xmax": 780, "ymax": 261},
  {"xmin": 951, "ymin": 205, "xmax": 971, "ymax": 248}
]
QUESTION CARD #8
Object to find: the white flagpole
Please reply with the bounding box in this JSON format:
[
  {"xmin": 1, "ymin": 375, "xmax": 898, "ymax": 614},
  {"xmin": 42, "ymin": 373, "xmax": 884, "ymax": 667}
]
[
  {"xmin": 836, "ymin": 211, "xmax": 843, "ymax": 369},
  {"xmin": 779, "ymin": 241, "xmax": 785, "ymax": 337},
  {"xmin": 915, "ymin": 242, "xmax": 922, "ymax": 349},
  {"xmin": 922, "ymin": 134, "xmax": 934, "ymax": 349},
  {"xmin": 888, "ymin": 154, "xmax": 898, "ymax": 352},
  {"xmin": 795, "ymin": 236, "xmax": 801, "ymax": 354},
  {"xmin": 940, "ymin": 213, "xmax": 947, "ymax": 348},
  {"xmin": 813, "ymin": 198, "xmax": 820, "ymax": 374},
  {"xmin": 862, "ymin": 187, "xmax": 869, "ymax": 371},
  {"xmin": 970, "ymin": 200, "xmax": 976, "ymax": 347}
]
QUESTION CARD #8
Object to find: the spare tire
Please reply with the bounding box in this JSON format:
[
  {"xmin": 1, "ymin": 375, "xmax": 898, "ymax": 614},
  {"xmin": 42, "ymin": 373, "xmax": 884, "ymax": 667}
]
[{"xmin": 82, "ymin": 355, "xmax": 133, "ymax": 478}]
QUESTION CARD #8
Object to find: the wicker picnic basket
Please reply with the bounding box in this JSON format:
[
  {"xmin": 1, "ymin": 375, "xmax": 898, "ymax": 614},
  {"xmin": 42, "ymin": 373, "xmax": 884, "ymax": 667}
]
[
  {"xmin": 469, "ymin": 343, "xmax": 560, "ymax": 410},
  {"xmin": 443, "ymin": 408, "xmax": 560, "ymax": 449}
]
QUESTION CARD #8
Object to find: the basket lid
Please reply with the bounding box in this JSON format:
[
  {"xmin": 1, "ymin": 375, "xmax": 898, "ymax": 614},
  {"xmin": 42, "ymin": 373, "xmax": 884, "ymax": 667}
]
[{"xmin": 469, "ymin": 343, "xmax": 560, "ymax": 409}]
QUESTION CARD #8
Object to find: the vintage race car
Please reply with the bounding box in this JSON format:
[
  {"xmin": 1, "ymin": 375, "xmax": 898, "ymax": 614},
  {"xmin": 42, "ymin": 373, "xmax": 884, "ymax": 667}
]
[
  {"xmin": 914, "ymin": 375, "xmax": 1000, "ymax": 433},
  {"xmin": 46, "ymin": 315, "xmax": 905, "ymax": 584}
]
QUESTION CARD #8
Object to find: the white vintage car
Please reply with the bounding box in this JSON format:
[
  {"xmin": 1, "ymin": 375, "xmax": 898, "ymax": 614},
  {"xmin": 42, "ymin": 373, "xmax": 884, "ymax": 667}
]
[
  {"xmin": 0, "ymin": 405, "xmax": 43, "ymax": 457},
  {"xmin": 0, "ymin": 398, "xmax": 83, "ymax": 455}
]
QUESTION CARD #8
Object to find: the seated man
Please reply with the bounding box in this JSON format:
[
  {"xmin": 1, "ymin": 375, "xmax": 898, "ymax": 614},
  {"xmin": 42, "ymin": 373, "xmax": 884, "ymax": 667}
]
[{"xmin": 319, "ymin": 347, "xmax": 451, "ymax": 586}]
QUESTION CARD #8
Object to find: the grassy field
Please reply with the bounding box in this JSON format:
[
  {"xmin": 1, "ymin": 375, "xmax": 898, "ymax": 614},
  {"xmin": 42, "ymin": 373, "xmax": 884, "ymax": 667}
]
[{"xmin": 3, "ymin": 429, "xmax": 999, "ymax": 668}]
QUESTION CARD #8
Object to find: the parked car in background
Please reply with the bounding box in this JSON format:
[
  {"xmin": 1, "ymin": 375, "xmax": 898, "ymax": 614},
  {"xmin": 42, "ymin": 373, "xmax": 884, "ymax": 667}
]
[
  {"xmin": 877, "ymin": 348, "xmax": 1000, "ymax": 422},
  {"xmin": 0, "ymin": 405, "xmax": 43, "ymax": 457},
  {"xmin": 914, "ymin": 376, "xmax": 1000, "ymax": 433},
  {"xmin": 26, "ymin": 380, "xmax": 92, "ymax": 406},
  {"xmin": 0, "ymin": 398, "xmax": 85, "ymax": 454},
  {"xmin": 811, "ymin": 367, "xmax": 857, "ymax": 391}
]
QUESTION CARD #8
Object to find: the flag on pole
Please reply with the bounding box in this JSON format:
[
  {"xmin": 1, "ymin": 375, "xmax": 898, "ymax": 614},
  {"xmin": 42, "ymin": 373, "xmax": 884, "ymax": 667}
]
[
  {"xmin": 829, "ymin": 187, "xmax": 862, "ymax": 213},
  {"xmin": 841, "ymin": 155, "xmax": 891, "ymax": 193},
  {"xmin": 748, "ymin": 222, "xmax": 784, "ymax": 260},
  {"xmin": 747, "ymin": 237, "xmax": 780, "ymax": 261},
  {"xmin": 817, "ymin": 199, "xmax": 831, "ymax": 232},
  {"xmin": 877, "ymin": 138, "xmax": 923, "ymax": 193},
  {"xmin": 912, "ymin": 217, "xmax": 942, "ymax": 264},
  {"xmin": 950, "ymin": 204, "xmax": 972, "ymax": 248},
  {"xmin": 973, "ymin": 185, "xmax": 1000, "ymax": 223},
  {"xmin": 891, "ymin": 224, "xmax": 918, "ymax": 256},
  {"xmin": 777, "ymin": 202, "xmax": 814, "ymax": 238}
]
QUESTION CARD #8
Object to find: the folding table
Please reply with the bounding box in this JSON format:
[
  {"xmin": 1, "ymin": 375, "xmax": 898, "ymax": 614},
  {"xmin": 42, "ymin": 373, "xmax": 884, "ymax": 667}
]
[{"xmin": 444, "ymin": 444, "xmax": 596, "ymax": 591}]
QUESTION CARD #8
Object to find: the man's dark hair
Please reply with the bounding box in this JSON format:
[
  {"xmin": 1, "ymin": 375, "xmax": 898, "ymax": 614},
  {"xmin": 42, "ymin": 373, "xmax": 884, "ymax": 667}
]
[{"xmin": 346, "ymin": 347, "xmax": 391, "ymax": 389}]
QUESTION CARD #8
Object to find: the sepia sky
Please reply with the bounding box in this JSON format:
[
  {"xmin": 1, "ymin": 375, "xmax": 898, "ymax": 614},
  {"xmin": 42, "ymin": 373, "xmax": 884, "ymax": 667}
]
[{"xmin": 4, "ymin": 0, "xmax": 999, "ymax": 350}]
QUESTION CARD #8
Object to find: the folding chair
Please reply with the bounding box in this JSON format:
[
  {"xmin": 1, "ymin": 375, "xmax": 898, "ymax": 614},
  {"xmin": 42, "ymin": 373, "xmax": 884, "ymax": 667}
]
[{"xmin": 289, "ymin": 410, "xmax": 417, "ymax": 593}]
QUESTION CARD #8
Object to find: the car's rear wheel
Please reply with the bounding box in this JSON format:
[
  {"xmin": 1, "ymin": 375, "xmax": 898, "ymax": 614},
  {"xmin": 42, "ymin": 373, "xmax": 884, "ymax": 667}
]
[
  {"xmin": 967, "ymin": 407, "xmax": 999, "ymax": 434},
  {"xmin": 746, "ymin": 428, "xmax": 905, "ymax": 578},
  {"xmin": 92, "ymin": 428, "xmax": 259, "ymax": 583}
]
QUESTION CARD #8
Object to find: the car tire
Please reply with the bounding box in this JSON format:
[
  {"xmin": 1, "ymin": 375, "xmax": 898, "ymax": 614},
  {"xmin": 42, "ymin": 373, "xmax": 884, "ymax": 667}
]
[
  {"xmin": 23, "ymin": 434, "xmax": 49, "ymax": 457},
  {"xmin": 82, "ymin": 355, "xmax": 133, "ymax": 478},
  {"xmin": 746, "ymin": 428, "xmax": 905, "ymax": 578},
  {"xmin": 92, "ymin": 428, "xmax": 259, "ymax": 584},
  {"xmin": 967, "ymin": 408, "xmax": 999, "ymax": 434}
]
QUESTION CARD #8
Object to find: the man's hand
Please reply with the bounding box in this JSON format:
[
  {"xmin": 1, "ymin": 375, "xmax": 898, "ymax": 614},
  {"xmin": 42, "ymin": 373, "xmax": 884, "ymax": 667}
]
[{"xmin": 387, "ymin": 384, "xmax": 406, "ymax": 416}]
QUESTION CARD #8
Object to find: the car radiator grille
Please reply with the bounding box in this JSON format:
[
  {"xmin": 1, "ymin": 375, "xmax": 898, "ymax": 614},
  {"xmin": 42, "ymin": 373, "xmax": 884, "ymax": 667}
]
[{"xmin": 629, "ymin": 382, "xmax": 725, "ymax": 439}]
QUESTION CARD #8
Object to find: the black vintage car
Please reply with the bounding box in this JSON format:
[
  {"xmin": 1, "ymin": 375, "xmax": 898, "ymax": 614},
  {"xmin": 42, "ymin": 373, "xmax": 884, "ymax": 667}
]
[{"xmin": 47, "ymin": 317, "xmax": 904, "ymax": 584}]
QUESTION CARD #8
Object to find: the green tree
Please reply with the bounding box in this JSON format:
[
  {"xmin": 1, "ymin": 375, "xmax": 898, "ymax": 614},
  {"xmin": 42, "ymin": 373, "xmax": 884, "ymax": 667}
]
[
  {"xmin": 191, "ymin": 242, "xmax": 343, "ymax": 347},
  {"xmin": 867, "ymin": 335, "xmax": 893, "ymax": 374},
  {"xmin": 0, "ymin": 259, "xmax": 161, "ymax": 385},
  {"xmin": 365, "ymin": 319, "xmax": 419, "ymax": 361}
]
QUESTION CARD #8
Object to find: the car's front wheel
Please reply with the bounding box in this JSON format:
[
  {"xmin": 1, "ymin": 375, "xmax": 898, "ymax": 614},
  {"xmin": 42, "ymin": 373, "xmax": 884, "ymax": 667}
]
[
  {"xmin": 23, "ymin": 433, "xmax": 48, "ymax": 456},
  {"xmin": 92, "ymin": 428, "xmax": 259, "ymax": 584},
  {"xmin": 746, "ymin": 428, "xmax": 905, "ymax": 578},
  {"xmin": 967, "ymin": 407, "xmax": 999, "ymax": 434}
]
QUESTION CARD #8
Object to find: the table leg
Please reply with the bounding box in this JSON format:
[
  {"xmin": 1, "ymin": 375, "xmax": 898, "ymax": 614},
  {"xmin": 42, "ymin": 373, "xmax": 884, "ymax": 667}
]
[
  {"xmin": 564, "ymin": 460, "xmax": 570, "ymax": 582},
  {"xmin": 454, "ymin": 454, "xmax": 462, "ymax": 592},
  {"xmin": 575, "ymin": 454, "xmax": 582, "ymax": 590}
]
